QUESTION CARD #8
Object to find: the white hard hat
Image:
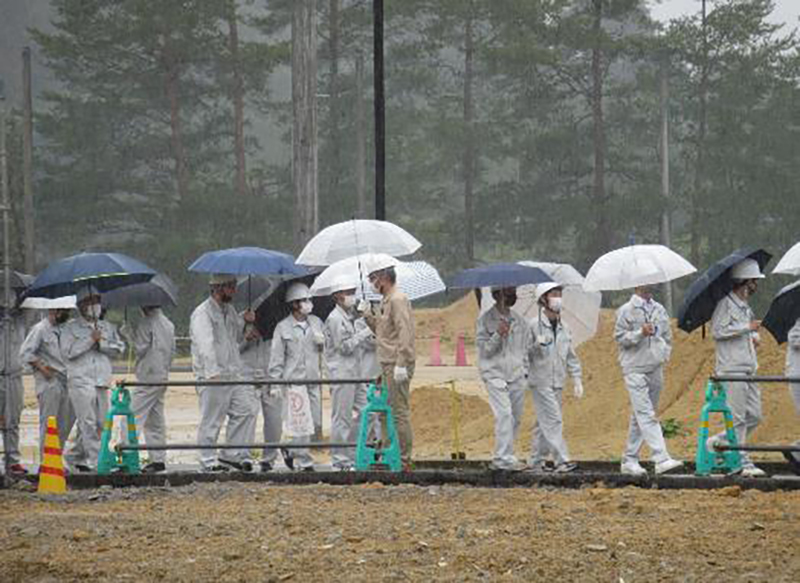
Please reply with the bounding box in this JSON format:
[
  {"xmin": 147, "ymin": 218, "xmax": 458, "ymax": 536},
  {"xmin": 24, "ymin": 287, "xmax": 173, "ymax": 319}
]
[
  {"xmin": 329, "ymin": 275, "xmax": 358, "ymax": 295},
  {"xmin": 285, "ymin": 282, "xmax": 312, "ymax": 303},
  {"xmin": 365, "ymin": 254, "xmax": 399, "ymax": 276},
  {"xmin": 730, "ymin": 258, "xmax": 765, "ymax": 281},
  {"xmin": 534, "ymin": 282, "xmax": 562, "ymax": 303}
]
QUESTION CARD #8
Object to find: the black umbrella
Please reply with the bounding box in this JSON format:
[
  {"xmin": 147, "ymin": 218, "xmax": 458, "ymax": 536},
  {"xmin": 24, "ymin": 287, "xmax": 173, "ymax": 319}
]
[
  {"xmin": 253, "ymin": 270, "xmax": 334, "ymax": 340},
  {"xmin": 1, "ymin": 270, "xmax": 33, "ymax": 307},
  {"xmin": 762, "ymin": 280, "xmax": 800, "ymax": 344},
  {"xmin": 101, "ymin": 273, "xmax": 178, "ymax": 309},
  {"xmin": 677, "ymin": 248, "xmax": 771, "ymax": 333},
  {"xmin": 234, "ymin": 275, "xmax": 279, "ymax": 310}
]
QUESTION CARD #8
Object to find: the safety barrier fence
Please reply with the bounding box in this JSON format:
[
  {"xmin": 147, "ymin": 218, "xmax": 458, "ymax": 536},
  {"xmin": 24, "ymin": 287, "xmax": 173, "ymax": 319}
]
[
  {"xmin": 98, "ymin": 378, "xmax": 403, "ymax": 474},
  {"xmin": 696, "ymin": 376, "xmax": 800, "ymax": 476}
]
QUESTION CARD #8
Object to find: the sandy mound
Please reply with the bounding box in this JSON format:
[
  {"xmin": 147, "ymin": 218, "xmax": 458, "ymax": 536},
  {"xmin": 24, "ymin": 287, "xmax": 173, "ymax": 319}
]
[{"xmin": 412, "ymin": 301, "xmax": 798, "ymax": 461}]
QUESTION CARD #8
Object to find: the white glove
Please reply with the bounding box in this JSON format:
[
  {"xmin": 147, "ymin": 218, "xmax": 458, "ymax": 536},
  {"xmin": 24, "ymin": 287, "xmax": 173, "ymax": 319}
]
[
  {"xmin": 313, "ymin": 331, "xmax": 325, "ymax": 346},
  {"xmin": 393, "ymin": 366, "xmax": 409, "ymax": 383},
  {"xmin": 356, "ymin": 300, "xmax": 369, "ymax": 314},
  {"xmin": 573, "ymin": 378, "xmax": 584, "ymax": 399}
]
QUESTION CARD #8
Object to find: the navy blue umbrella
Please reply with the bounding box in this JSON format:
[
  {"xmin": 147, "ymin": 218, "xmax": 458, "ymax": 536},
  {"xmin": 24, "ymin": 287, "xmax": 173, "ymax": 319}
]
[
  {"xmin": 677, "ymin": 248, "xmax": 772, "ymax": 333},
  {"xmin": 25, "ymin": 252, "xmax": 157, "ymax": 299},
  {"xmin": 188, "ymin": 247, "xmax": 306, "ymax": 276},
  {"xmin": 449, "ymin": 263, "xmax": 553, "ymax": 290},
  {"xmin": 762, "ymin": 280, "xmax": 800, "ymax": 344}
]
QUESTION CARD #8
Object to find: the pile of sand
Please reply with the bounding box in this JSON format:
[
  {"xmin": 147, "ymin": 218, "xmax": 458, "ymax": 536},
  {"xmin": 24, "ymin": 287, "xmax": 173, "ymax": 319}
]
[{"xmin": 411, "ymin": 298, "xmax": 798, "ymax": 461}]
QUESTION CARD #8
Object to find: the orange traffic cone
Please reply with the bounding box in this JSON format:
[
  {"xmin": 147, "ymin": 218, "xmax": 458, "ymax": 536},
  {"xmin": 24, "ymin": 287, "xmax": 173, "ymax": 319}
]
[
  {"xmin": 455, "ymin": 333, "xmax": 469, "ymax": 367},
  {"xmin": 428, "ymin": 332, "xmax": 443, "ymax": 366},
  {"xmin": 38, "ymin": 416, "xmax": 67, "ymax": 494}
]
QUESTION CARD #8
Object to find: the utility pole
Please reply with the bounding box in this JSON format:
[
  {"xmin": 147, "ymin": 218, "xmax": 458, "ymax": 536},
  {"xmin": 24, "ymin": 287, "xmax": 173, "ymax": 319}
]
[
  {"xmin": 659, "ymin": 54, "xmax": 673, "ymax": 314},
  {"xmin": 373, "ymin": 0, "xmax": 385, "ymax": 221},
  {"xmin": 22, "ymin": 48, "xmax": 35, "ymax": 274}
]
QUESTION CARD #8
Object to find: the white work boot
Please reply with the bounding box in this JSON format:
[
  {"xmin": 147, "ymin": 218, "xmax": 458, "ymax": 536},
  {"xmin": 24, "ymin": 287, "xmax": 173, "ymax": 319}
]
[
  {"xmin": 620, "ymin": 461, "xmax": 647, "ymax": 476},
  {"xmin": 741, "ymin": 466, "xmax": 767, "ymax": 478},
  {"xmin": 655, "ymin": 458, "xmax": 684, "ymax": 475}
]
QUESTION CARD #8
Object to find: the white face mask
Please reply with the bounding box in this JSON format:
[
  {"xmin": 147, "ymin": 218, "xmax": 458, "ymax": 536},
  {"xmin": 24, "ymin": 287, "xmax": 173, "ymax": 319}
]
[
  {"xmin": 299, "ymin": 300, "xmax": 314, "ymax": 316},
  {"xmin": 548, "ymin": 298, "xmax": 563, "ymax": 313},
  {"xmin": 85, "ymin": 304, "xmax": 102, "ymax": 320},
  {"xmin": 342, "ymin": 295, "xmax": 357, "ymax": 309}
]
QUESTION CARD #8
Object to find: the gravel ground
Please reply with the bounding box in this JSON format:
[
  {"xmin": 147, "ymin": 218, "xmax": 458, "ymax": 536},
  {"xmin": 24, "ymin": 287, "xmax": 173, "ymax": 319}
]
[{"xmin": 1, "ymin": 481, "xmax": 798, "ymax": 582}]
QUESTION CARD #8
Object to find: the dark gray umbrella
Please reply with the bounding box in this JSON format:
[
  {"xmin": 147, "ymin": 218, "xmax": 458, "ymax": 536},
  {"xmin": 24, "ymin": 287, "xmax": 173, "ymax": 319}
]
[
  {"xmin": 101, "ymin": 274, "xmax": 178, "ymax": 309},
  {"xmin": 677, "ymin": 248, "xmax": 771, "ymax": 333},
  {"xmin": 762, "ymin": 280, "xmax": 800, "ymax": 344},
  {"xmin": 253, "ymin": 270, "xmax": 333, "ymax": 340}
]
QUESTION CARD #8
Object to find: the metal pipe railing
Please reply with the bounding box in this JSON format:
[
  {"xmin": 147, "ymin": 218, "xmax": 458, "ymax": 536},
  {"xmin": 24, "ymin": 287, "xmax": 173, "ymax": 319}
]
[
  {"xmin": 713, "ymin": 444, "xmax": 800, "ymax": 454},
  {"xmin": 117, "ymin": 378, "xmax": 376, "ymax": 388},
  {"xmin": 116, "ymin": 442, "xmax": 357, "ymax": 452},
  {"xmin": 710, "ymin": 376, "xmax": 800, "ymax": 383}
]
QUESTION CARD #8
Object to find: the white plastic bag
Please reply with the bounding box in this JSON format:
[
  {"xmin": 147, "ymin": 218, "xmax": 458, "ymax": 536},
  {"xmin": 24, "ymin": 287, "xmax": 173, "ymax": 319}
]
[{"xmin": 283, "ymin": 385, "xmax": 314, "ymax": 438}]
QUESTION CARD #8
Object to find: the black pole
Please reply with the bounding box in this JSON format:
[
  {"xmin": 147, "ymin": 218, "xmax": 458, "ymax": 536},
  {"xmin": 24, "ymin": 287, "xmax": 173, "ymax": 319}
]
[{"xmin": 373, "ymin": 0, "xmax": 385, "ymax": 220}]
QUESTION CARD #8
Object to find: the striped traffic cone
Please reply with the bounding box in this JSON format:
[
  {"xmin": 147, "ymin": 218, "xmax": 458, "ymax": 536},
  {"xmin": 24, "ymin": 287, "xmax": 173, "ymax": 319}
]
[{"xmin": 38, "ymin": 416, "xmax": 67, "ymax": 494}]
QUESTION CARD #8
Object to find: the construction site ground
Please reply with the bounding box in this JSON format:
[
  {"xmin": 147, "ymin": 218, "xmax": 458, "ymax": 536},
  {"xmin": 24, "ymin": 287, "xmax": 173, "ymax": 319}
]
[{"xmin": 2, "ymin": 294, "xmax": 799, "ymax": 580}]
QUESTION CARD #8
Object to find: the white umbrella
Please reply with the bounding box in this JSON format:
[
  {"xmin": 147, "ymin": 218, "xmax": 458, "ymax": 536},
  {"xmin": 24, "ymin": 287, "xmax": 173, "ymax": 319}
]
[
  {"xmin": 773, "ymin": 242, "xmax": 800, "ymax": 276},
  {"xmin": 583, "ymin": 244, "xmax": 696, "ymax": 292},
  {"xmin": 480, "ymin": 261, "xmax": 601, "ymax": 346},
  {"xmin": 310, "ymin": 254, "xmax": 402, "ymax": 296},
  {"xmin": 310, "ymin": 255, "xmax": 444, "ymax": 302},
  {"xmin": 21, "ymin": 295, "xmax": 77, "ymax": 310},
  {"xmin": 297, "ymin": 219, "xmax": 421, "ymax": 266},
  {"xmin": 360, "ymin": 261, "xmax": 446, "ymax": 302}
]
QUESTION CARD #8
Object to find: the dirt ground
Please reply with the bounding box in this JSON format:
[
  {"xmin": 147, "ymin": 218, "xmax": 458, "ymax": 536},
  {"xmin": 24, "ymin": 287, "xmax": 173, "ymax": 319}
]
[
  {"xmin": 4, "ymin": 295, "xmax": 799, "ymax": 582},
  {"xmin": 1, "ymin": 482, "xmax": 798, "ymax": 582}
]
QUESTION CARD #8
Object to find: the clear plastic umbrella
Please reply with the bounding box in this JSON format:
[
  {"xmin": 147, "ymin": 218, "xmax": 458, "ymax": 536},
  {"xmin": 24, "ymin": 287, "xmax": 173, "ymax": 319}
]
[
  {"xmin": 310, "ymin": 254, "xmax": 444, "ymax": 302},
  {"xmin": 297, "ymin": 219, "xmax": 421, "ymax": 266},
  {"xmin": 773, "ymin": 242, "xmax": 800, "ymax": 276},
  {"xmin": 584, "ymin": 244, "xmax": 696, "ymax": 292},
  {"xmin": 479, "ymin": 261, "xmax": 601, "ymax": 347}
]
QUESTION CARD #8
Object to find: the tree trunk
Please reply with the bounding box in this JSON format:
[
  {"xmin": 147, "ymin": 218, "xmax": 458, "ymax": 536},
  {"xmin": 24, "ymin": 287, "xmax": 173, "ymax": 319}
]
[
  {"xmin": 21, "ymin": 47, "xmax": 35, "ymax": 273},
  {"xmin": 163, "ymin": 40, "xmax": 189, "ymax": 203},
  {"xmin": 328, "ymin": 0, "xmax": 341, "ymax": 201},
  {"xmin": 660, "ymin": 56, "xmax": 673, "ymax": 314},
  {"xmin": 462, "ymin": 7, "xmax": 476, "ymax": 266},
  {"xmin": 292, "ymin": 0, "xmax": 319, "ymax": 251},
  {"xmin": 691, "ymin": 0, "xmax": 709, "ymax": 266},
  {"xmin": 590, "ymin": 0, "xmax": 610, "ymax": 253},
  {"xmin": 355, "ymin": 52, "xmax": 367, "ymax": 218},
  {"xmin": 227, "ymin": 0, "xmax": 247, "ymax": 197}
]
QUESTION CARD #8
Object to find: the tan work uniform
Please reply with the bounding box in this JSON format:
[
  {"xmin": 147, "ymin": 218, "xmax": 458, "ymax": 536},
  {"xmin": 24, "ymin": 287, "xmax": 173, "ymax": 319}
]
[{"xmin": 367, "ymin": 286, "xmax": 415, "ymax": 463}]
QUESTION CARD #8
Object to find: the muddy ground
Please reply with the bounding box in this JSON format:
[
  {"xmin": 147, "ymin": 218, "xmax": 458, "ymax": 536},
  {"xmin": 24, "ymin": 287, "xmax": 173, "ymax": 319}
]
[{"xmin": 1, "ymin": 481, "xmax": 798, "ymax": 582}]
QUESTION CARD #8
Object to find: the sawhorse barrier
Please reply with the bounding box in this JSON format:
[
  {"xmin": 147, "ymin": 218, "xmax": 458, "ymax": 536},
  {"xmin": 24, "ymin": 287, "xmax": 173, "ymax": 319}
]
[
  {"xmin": 695, "ymin": 375, "xmax": 800, "ymax": 476},
  {"xmin": 99, "ymin": 378, "xmax": 402, "ymax": 475}
]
